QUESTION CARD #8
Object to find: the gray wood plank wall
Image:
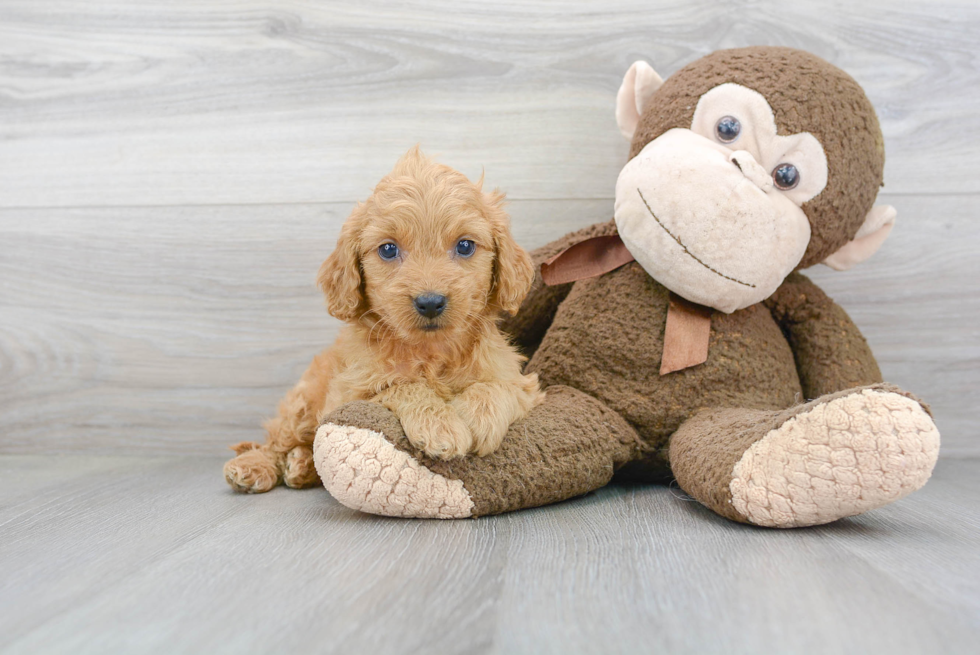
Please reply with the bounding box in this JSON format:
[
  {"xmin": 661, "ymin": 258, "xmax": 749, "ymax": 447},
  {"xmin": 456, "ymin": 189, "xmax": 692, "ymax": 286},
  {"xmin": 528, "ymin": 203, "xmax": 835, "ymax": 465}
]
[{"xmin": 1, "ymin": 1, "xmax": 978, "ymax": 456}]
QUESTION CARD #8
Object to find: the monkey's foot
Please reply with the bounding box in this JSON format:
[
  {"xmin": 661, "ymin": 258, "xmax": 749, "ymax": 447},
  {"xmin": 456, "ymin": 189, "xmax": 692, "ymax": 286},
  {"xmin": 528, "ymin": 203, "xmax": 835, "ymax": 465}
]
[
  {"xmin": 312, "ymin": 387, "xmax": 640, "ymax": 519},
  {"xmin": 731, "ymin": 387, "xmax": 940, "ymax": 527},
  {"xmin": 672, "ymin": 385, "xmax": 941, "ymax": 528},
  {"xmin": 313, "ymin": 422, "xmax": 475, "ymax": 518}
]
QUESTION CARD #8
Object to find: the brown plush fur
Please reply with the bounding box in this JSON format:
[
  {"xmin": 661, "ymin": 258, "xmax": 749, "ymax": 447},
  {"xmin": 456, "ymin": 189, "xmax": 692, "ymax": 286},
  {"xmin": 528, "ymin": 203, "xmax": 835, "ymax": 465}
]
[
  {"xmin": 502, "ymin": 219, "xmax": 621, "ymax": 358},
  {"xmin": 323, "ymin": 385, "xmax": 643, "ymax": 517},
  {"xmin": 668, "ymin": 383, "xmax": 928, "ymax": 523},
  {"xmin": 494, "ymin": 49, "xmax": 894, "ymax": 513},
  {"xmin": 629, "ymin": 46, "xmax": 885, "ymax": 268},
  {"xmin": 525, "ymin": 263, "xmax": 807, "ymax": 447},
  {"xmin": 313, "ymin": 48, "xmax": 937, "ymax": 526},
  {"xmin": 224, "ymin": 148, "xmax": 544, "ymax": 493}
]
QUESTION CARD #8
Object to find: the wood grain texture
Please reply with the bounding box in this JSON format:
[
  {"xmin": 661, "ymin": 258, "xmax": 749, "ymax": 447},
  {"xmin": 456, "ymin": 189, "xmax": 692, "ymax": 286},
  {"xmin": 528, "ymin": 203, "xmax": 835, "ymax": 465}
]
[
  {"xmin": 1, "ymin": 4, "xmax": 976, "ymax": 652},
  {"xmin": 0, "ymin": 1, "xmax": 976, "ymax": 456},
  {"xmin": 0, "ymin": 454, "xmax": 978, "ymax": 654},
  {"xmin": 0, "ymin": 0, "xmax": 978, "ymax": 207},
  {"xmin": 2, "ymin": 193, "xmax": 976, "ymax": 455},
  {"xmin": 0, "ymin": 199, "xmax": 607, "ymax": 454}
]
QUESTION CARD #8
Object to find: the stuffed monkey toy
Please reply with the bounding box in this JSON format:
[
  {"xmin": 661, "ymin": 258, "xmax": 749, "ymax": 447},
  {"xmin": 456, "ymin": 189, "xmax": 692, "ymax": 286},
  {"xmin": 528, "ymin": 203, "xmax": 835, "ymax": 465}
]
[{"xmin": 311, "ymin": 47, "xmax": 940, "ymax": 527}]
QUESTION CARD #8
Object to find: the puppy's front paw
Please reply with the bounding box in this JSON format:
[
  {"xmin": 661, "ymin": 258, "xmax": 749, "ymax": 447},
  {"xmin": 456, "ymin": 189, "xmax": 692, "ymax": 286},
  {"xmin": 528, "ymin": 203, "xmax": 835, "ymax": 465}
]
[
  {"xmin": 451, "ymin": 387, "xmax": 512, "ymax": 457},
  {"xmin": 402, "ymin": 405, "xmax": 474, "ymax": 460}
]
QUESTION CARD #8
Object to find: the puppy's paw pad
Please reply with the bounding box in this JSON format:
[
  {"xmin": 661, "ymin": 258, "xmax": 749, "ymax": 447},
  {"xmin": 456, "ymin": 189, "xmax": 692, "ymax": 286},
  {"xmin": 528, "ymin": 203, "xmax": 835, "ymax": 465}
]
[
  {"xmin": 405, "ymin": 415, "xmax": 474, "ymax": 460},
  {"xmin": 420, "ymin": 435, "xmax": 471, "ymax": 460},
  {"xmin": 313, "ymin": 423, "xmax": 474, "ymax": 518},
  {"xmin": 224, "ymin": 456, "xmax": 279, "ymax": 494},
  {"xmin": 466, "ymin": 422, "xmax": 508, "ymax": 457},
  {"xmin": 283, "ymin": 446, "xmax": 319, "ymax": 489},
  {"xmin": 730, "ymin": 390, "xmax": 940, "ymax": 527},
  {"xmin": 449, "ymin": 393, "xmax": 511, "ymax": 458}
]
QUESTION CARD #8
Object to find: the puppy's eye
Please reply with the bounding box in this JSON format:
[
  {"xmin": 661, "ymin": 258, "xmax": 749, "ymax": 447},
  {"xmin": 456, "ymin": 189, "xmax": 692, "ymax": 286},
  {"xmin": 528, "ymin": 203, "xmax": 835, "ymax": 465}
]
[
  {"xmin": 772, "ymin": 163, "xmax": 800, "ymax": 190},
  {"xmin": 378, "ymin": 243, "xmax": 399, "ymax": 260},
  {"xmin": 715, "ymin": 116, "xmax": 741, "ymax": 144},
  {"xmin": 455, "ymin": 239, "xmax": 475, "ymax": 257}
]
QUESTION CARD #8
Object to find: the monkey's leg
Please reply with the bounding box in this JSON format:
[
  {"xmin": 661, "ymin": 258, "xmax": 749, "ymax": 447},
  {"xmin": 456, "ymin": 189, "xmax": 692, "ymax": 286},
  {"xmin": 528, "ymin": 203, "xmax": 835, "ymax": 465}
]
[
  {"xmin": 669, "ymin": 384, "xmax": 940, "ymax": 527},
  {"xmin": 311, "ymin": 386, "xmax": 641, "ymax": 518}
]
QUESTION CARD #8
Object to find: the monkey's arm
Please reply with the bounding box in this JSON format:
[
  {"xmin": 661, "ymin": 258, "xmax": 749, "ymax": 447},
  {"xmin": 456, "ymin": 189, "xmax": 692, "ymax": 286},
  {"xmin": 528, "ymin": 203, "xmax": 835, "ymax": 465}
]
[
  {"xmin": 500, "ymin": 220, "xmax": 618, "ymax": 358},
  {"xmin": 764, "ymin": 272, "xmax": 883, "ymax": 399}
]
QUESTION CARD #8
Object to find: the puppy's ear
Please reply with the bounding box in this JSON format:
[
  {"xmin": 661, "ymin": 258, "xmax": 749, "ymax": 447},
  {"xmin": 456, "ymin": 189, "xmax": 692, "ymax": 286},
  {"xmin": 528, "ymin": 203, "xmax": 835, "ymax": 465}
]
[
  {"xmin": 485, "ymin": 190, "xmax": 534, "ymax": 316},
  {"xmin": 317, "ymin": 206, "xmax": 367, "ymax": 322}
]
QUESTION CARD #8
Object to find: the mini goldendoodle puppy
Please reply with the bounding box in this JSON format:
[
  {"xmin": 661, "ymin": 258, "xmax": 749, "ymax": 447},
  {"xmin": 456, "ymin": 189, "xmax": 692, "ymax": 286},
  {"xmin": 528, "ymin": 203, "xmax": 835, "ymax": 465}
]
[{"xmin": 224, "ymin": 148, "xmax": 545, "ymax": 493}]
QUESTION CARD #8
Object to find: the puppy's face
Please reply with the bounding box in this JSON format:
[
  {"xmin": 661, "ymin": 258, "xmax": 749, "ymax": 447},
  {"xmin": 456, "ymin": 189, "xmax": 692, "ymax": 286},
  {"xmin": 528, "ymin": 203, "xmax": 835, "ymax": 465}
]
[
  {"xmin": 360, "ymin": 184, "xmax": 497, "ymax": 339},
  {"xmin": 318, "ymin": 149, "xmax": 533, "ymax": 343}
]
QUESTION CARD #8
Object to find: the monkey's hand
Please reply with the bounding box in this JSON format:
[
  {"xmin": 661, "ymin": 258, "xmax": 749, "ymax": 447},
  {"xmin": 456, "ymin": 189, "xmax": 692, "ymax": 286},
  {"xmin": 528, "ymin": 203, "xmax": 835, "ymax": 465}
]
[{"xmin": 764, "ymin": 272, "xmax": 883, "ymax": 398}]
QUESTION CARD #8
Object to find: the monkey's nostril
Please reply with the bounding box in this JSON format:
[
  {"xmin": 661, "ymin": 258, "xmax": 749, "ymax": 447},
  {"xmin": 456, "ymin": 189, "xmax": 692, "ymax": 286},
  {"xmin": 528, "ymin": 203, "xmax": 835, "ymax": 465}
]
[
  {"xmin": 728, "ymin": 150, "xmax": 773, "ymax": 192},
  {"xmin": 414, "ymin": 293, "xmax": 447, "ymax": 319}
]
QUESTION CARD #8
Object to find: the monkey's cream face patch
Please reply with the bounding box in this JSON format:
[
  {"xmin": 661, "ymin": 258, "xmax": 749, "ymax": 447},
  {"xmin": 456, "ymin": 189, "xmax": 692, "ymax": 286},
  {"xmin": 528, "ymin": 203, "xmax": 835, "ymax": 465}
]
[
  {"xmin": 614, "ymin": 84, "xmax": 828, "ymax": 313},
  {"xmin": 690, "ymin": 84, "xmax": 829, "ymax": 206}
]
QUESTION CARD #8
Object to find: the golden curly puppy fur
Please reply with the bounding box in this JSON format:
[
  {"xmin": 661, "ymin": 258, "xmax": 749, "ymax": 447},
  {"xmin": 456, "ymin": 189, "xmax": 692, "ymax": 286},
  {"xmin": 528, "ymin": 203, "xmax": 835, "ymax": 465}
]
[{"xmin": 224, "ymin": 148, "xmax": 545, "ymax": 493}]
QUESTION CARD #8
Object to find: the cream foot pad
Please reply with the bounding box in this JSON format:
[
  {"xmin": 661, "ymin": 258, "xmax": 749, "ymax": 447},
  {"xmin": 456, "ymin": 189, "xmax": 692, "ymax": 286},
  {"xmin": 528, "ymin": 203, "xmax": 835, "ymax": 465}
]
[
  {"xmin": 313, "ymin": 423, "xmax": 474, "ymax": 519},
  {"xmin": 730, "ymin": 389, "xmax": 940, "ymax": 528}
]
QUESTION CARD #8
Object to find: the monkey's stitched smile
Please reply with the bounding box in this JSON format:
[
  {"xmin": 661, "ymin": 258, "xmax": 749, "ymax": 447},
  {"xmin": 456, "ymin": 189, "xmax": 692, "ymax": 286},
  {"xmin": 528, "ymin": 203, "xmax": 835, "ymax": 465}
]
[{"xmin": 636, "ymin": 188, "xmax": 756, "ymax": 289}]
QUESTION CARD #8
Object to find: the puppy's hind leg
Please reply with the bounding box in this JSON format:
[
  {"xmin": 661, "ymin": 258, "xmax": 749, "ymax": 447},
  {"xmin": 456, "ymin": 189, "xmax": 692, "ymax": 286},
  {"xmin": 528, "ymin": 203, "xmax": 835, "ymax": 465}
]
[
  {"xmin": 224, "ymin": 349, "xmax": 335, "ymax": 493},
  {"xmin": 265, "ymin": 396, "xmax": 325, "ymax": 490},
  {"xmin": 283, "ymin": 444, "xmax": 319, "ymax": 489},
  {"xmin": 224, "ymin": 441, "xmax": 282, "ymax": 494}
]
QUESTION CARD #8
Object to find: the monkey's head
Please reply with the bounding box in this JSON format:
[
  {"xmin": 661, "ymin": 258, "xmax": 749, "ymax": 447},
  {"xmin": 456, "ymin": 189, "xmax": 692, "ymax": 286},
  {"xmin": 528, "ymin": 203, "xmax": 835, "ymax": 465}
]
[{"xmin": 614, "ymin": 47, "xmax": 895, "ymax": 313}]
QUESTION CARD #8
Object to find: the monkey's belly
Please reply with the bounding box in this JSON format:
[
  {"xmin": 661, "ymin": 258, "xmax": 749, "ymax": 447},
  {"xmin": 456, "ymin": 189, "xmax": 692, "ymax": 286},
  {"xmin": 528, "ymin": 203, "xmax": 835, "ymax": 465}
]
[{"xmin": 526, "ymin": 262, "xmax": 802, "ymax": 449}]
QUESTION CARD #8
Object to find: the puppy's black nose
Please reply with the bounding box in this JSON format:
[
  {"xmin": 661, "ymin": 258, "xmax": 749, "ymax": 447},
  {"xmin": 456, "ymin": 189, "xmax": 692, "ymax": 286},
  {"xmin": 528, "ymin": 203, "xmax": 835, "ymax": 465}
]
[{"xmin": 414, "ymin": 293, "xmax": 447, "ymax": 319}]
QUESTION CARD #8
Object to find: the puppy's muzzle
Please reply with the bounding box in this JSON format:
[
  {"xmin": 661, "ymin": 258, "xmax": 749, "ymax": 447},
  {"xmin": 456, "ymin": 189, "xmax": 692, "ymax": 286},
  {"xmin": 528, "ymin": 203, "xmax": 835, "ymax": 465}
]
[{"xmin": 414, "ymin": 293, "xmax": 447, "ymax": 319}]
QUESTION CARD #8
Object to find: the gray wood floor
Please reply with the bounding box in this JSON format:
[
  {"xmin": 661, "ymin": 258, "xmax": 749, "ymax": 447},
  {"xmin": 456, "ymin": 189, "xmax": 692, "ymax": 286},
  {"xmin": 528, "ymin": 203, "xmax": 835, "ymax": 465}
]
[
  {"xmin": 1, "ymin": 455, "xmax": 978, "ymax": 655},
  {"xmin": 2, "ymin": 1, "xmax": 979, "ymax": 653}
]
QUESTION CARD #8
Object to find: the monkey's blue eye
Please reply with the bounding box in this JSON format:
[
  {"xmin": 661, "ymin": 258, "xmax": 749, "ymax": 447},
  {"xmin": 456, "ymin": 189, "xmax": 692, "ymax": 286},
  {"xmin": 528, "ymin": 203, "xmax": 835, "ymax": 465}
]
[
  {"xmin": 715, "ymin": 116, "xmax": 741, "ymax": 143},
  {"xmin": 378, "ymin": 243, "xmax": 399, "ymax": 260},
  {"xmin": 455, "ymin": 239, "xmax": 475, "ymax": 257},
  {"xmin": 772, "ymin": 163, "xmax": 800, "ymax": 190}
]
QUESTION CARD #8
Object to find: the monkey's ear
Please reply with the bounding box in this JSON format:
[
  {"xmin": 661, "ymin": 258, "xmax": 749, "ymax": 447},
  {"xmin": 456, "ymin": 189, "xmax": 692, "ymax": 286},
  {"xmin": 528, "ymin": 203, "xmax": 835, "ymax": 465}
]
[
  {"xmin": 823, "ymin": 205, "xmax": 897, "ymax": 271},
  {"xmin": 616, "ymin": 60, "xmax": 664, "ymax": 140}
]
